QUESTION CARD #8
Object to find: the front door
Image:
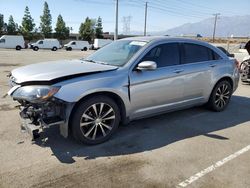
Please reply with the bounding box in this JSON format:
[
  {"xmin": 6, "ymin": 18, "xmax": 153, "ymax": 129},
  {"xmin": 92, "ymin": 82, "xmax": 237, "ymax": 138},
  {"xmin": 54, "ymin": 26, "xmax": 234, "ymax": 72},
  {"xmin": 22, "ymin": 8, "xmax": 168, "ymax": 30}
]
[{"xmin": 129, "ymin": 42, "xmax": 185, "ymax": 119}]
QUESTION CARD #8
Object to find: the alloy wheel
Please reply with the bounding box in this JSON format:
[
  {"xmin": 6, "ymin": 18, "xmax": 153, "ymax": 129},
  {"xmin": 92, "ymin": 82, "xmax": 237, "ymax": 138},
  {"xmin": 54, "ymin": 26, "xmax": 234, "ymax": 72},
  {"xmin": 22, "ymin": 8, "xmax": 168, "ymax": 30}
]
[
  {"xmin": 80, "ymin": 103, "xmax": 116, "ymax": 140},
  {"xmin": 214, "ymin": 83, "xmax": 230, "ymax": 109}
]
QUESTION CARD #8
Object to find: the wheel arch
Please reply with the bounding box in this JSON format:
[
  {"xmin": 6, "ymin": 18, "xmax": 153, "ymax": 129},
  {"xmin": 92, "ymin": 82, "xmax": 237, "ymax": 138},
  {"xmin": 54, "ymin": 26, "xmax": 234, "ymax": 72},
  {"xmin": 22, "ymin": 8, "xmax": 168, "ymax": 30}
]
[
  {"xmin": 208, "ymin": 76, "xmax": 234, "ymax": 100},
  {"xmin": 215, "ymin": 76, "xmax": 233, "ymax": 88},
  {"xmin": 68, "ymin": 91, "xmax": 127, "ymax": 133}
]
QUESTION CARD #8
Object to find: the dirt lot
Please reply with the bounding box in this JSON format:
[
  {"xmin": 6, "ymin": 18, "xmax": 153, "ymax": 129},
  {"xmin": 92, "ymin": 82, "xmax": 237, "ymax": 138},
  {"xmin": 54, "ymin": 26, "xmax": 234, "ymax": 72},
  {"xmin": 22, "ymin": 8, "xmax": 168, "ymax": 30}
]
[{"xmin": 0, "ymin": 48, "xmax": 250, "ymax": 188}]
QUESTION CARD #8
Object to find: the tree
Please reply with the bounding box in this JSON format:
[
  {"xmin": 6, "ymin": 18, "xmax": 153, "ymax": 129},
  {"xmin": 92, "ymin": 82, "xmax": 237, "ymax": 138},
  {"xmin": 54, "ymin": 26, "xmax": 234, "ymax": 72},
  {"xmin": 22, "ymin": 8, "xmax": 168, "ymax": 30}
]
[
  {"xmin": 55, "ymin": 14, "xmax": 69, "ymax": 40},
  {"xmin": 40, "ymin": 1, "xmax": 52, "ymax": 38},
  {"xmin": 0, "ymin": 14, "xmax": 4, "ymax": 35},
  {"xmin": 79, "ymin": 17, "xmax": 95, "ymax": 42},
  {"xmin": 7, "ymin": 15, "xmax": 18, "ymax": 35},
  {"xmin": 21, "ymin": 6, "xmax": 35, "ymax": 40},
  {"xmin": 95, "ymin": 16, "xmax": 103, "ymax": 38}
]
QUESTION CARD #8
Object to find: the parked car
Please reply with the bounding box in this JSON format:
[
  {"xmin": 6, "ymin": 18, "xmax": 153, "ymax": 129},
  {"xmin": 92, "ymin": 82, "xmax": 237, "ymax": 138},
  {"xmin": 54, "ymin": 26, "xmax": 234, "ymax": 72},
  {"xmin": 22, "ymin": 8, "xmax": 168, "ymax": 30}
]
[
  {"xmin": 64, "ymin": 40, "xmax": 90, "ymax": 51},
  {"xmin": 0, "ymin": 35, "xmax": 25, "ymax": 50},
  {"xmin": 31, "ymin": 39, "xmax": 60, "ymax": 51},
  {"xmin": 93, "ymin": 38, "xmax": 112, "ymax": 49},
  {"xmin": 7, "ymin": 37, "xmax": 240, "ymax": 144}
]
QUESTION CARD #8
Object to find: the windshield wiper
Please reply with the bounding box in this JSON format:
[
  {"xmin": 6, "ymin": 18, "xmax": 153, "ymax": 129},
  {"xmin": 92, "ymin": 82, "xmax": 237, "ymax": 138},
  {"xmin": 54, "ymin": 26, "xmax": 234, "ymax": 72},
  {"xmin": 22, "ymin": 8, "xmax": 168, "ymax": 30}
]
[
  {"xmin": 84, "ymin": 59, "xmax": 97, "ymax": 63},
  {"xmin": 84, "ymin": 59, "xmax": 111, "ymax": 66}
]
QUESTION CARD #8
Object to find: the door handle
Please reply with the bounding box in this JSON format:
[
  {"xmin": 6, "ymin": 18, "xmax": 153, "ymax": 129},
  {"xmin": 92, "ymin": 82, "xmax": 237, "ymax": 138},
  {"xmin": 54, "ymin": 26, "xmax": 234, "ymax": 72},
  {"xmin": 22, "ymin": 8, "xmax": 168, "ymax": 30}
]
[
  {"xmin": 173, "ymin": 69, "xmax": 184, "ymax": 73},
  {"xmin": 209, "ymin": 64, "xmax": 217, "ymax": 68}
]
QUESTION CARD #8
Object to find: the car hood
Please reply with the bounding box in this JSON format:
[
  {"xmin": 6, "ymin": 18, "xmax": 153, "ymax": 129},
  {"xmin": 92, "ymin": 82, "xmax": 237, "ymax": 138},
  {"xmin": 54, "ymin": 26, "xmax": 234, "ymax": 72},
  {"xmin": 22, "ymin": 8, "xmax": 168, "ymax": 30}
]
[{"xmin": 11, "ymin": 59, "xmax": 118, "ymax": 84}]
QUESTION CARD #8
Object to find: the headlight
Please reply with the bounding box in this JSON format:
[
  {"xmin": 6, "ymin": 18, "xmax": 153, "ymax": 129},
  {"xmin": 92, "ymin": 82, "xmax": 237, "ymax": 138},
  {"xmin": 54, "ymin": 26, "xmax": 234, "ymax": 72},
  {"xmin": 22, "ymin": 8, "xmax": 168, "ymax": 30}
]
[{"xmin": 12, "ymin": 85, "xmax": 60, "ymax": 103}]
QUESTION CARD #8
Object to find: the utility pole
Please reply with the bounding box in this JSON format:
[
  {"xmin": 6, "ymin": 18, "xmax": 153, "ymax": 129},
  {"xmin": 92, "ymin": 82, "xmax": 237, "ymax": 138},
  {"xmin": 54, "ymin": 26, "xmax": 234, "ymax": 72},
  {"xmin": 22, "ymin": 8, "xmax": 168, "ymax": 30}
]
[
  {"xmin": 212, "ymin": 13, "xmax": 220, "ymax": 43},
  {"xmin": 114, "ymin": 0, "xmax": 119, "ymax": 40},
  {"xmin": 144, "ymin": 2, "xmax": 148, "ymax": 36}
]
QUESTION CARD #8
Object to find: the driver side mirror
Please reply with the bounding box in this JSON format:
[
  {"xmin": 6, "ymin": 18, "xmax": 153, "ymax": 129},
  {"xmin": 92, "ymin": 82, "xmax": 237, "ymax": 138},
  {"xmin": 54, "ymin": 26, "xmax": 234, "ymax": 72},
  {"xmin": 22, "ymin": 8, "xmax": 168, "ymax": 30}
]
[{"xmin": 137, "ymin": 61, "xmax": 157, "ymax": 71}]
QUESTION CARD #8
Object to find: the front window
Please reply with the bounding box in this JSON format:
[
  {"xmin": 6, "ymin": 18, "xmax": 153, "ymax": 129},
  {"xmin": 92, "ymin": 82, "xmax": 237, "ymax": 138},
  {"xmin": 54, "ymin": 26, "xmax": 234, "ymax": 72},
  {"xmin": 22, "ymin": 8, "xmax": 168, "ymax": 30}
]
[
  {"xmin": 141, "ymin": 43, "xmax": 180, "ymax": 68},
  {"xmin": 38, "ymin": 40, "xmax": 43, "ymax": 44},
  {"xmin": 0, "ymin": 39, "xmax": 5, "ymax": 43},
  {"xmin": 85, "ymin": 40, "xmax": 147, "ymax": 66}
]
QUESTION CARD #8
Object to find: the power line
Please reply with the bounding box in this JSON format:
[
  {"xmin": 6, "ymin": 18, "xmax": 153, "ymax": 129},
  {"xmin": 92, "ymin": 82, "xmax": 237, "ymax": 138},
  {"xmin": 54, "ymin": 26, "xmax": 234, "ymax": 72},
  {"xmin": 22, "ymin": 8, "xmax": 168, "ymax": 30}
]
[{"xmin": 128, "ymin": 0, "xmax": 207, "ymax": 18}]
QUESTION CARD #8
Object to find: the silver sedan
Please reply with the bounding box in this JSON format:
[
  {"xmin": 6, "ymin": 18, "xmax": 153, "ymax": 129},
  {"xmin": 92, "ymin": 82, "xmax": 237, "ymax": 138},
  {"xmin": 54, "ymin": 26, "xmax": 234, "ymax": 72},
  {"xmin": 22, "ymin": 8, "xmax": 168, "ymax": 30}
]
[{"xmin": 8, "ymin": 36, "xmax": 240, "ymax": 144}]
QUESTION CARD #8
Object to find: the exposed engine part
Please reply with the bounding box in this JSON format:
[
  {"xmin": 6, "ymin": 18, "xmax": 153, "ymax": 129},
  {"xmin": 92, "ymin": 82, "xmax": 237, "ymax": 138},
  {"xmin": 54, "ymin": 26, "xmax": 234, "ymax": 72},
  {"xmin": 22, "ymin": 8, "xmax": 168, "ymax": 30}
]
[{"xmin": 18, "ymin": 98, "xmax": 66, "ymax": 139}]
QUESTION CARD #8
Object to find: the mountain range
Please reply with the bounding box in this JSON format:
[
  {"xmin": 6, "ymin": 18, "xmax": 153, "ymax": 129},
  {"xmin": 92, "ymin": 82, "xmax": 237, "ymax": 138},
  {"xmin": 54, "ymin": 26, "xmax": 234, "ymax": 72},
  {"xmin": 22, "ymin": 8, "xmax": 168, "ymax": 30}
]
[{"xmin": 144, "ymin": 15, "xmax": 250, "ymax": 37}]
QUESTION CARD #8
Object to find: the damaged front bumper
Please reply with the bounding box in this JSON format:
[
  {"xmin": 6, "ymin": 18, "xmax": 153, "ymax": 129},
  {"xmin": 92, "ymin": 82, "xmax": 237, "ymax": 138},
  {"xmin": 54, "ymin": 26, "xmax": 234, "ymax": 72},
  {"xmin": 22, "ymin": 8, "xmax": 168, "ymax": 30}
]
[
  {"xmin": 18, "ymin": 99, "xmax": 67, "ymax": 140},
  {"xmin": 20, "ymin": 110, "xmax": 65, "ymax": 140},
  {"xmin": 7, "ymin": 83, "xmax": 74, "ymax": 139}
]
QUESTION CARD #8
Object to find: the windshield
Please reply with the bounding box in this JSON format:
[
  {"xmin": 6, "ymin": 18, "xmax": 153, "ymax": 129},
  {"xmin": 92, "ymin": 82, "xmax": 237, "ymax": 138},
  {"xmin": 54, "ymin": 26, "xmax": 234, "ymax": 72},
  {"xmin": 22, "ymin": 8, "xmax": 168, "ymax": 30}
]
[{"xmin": 84, "ymin": 40, "xmax": 147, "ymax": 66}]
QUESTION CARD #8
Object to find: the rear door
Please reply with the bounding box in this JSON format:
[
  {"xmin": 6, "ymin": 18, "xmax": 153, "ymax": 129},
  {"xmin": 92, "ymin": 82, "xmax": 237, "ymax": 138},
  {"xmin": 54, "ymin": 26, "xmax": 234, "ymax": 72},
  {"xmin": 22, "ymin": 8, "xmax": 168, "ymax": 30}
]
[
  {"xmin": 129, "ymin": 42, "xmax": 186, "ymax": 119},
  {"xmin": 180, "ymin": 43, "xmax": 219, "ymax": 103}
]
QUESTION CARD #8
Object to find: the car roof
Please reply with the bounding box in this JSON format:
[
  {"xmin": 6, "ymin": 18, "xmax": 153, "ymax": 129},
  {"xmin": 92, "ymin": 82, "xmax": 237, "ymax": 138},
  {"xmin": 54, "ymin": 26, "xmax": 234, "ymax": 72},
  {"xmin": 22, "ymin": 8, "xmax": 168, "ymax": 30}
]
[
  {"xmin": 121, "ymin": 36, "xmax": 204, "ymax": 43},
  {"xmin": 121, "ymin": 36, "xmax": 229, "ymax": 59}
]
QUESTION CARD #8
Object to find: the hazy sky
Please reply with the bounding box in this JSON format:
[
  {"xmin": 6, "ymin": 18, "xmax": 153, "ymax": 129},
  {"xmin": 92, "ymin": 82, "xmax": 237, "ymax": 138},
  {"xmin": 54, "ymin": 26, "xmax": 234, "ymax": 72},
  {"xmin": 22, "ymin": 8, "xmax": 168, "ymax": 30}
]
[{"xmin": 0, "ymin": 0, "xmax": 249, "ymax": 34}]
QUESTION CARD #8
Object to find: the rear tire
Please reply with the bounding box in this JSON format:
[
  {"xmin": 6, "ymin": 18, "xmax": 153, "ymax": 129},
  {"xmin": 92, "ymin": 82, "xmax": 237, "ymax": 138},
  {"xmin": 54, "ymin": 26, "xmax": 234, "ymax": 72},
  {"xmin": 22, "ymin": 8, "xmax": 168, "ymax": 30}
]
[
  {"xmin": 16, "ymin": 46, "xmax": 21, "ymax": 50},
  {"xmin": 52, "ymin": 47, "xmax": 57, "ymax": 51},
  {"xmin": 207, "ymin": 80, "xmax": 232, "ymax": 112},
  {"xmin": 71, "ymin": 96, "xmax": 120, "ymax": 145}
]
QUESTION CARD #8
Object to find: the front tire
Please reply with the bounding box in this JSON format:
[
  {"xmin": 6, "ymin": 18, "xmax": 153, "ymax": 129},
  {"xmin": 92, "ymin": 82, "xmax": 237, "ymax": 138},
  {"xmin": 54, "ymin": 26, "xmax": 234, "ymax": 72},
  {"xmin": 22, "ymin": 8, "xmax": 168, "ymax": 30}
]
[
  {"xmin": 71, "ymin": 96, "xmax": 120, "ymax": 145},
  {"xmin": 208, "ymin": 80, "xmax": 232, "ymax": 112},
  {"xmin": 33, "ymin": 46, "xmax": 39, "ymax": 51}
]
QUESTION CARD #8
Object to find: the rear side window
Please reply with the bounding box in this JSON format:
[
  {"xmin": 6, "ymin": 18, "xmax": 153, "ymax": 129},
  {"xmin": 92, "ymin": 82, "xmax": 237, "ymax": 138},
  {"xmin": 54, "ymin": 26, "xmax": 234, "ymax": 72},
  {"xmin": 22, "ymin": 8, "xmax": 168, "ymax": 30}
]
[
  {"xmin": 213, "ymin": 51, "xmax": 222, "ymax": 60},
  {"xmin": 141, "ymin": 43, "xmax": 180, "ymax": 68},
  {"xmin": 183, "ymin": 43, "xmax": 214, "ymax": 64}
]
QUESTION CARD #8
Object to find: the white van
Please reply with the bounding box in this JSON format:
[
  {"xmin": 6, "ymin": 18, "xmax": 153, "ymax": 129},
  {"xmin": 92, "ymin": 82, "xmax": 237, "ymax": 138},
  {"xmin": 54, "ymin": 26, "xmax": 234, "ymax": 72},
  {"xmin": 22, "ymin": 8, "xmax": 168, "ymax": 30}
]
[
  {"xmin": 0, "ymin": 35, "xmax": 25, "ymax": 50},
  {"xmin": 64, "ymin": 41, "xmax": 90, "ymax": 51},
  {"xmin": 31, "ymin": 39, "xmax": 60, "ymax": 51},
  {"xmin": 93, "ymin": 39, "xmax": 112, "ymax": 49}
]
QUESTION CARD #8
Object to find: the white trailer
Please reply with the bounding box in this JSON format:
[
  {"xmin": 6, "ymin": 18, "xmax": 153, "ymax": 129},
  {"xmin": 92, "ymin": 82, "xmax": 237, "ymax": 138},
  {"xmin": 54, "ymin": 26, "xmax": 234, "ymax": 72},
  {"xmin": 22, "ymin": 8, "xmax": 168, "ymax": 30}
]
[
  {"xmin": 93, "ymin": 39, "xmax": 112, "ymax": 49},
  {"xmin": 0, "ymin": 35, "xmax": 25, "ymax": 50},
  {"xmin": 31, "ymin": 39, "xmax": 60, "ymax": 51},
  {"xmin": 64, "ymin": 41, "xmax": 90, "ymax": 51}
]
